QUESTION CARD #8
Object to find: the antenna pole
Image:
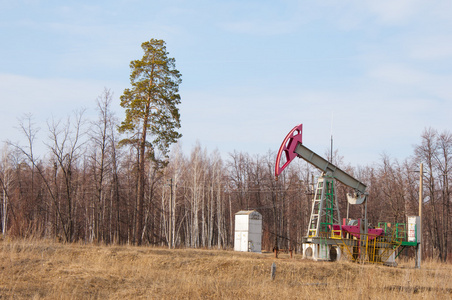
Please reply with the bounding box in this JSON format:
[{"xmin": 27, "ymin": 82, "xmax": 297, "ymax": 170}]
[
  {"xmin": 330, "ymin": 112, "xmax": 333, "ymax": 163},
  {"xmin": 330, "ymin": 134, "xmax": 333, "ymax": 163}
]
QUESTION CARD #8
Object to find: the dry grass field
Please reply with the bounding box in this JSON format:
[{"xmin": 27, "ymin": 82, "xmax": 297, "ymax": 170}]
[{"xmin": 0, "ymin": 237, "xmax": 451, "ymax": 299}]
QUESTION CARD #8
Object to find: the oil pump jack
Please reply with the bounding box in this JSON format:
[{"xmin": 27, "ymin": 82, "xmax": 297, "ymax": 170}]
[{"xmin": 275, "ymin": 124, "xmax": 420, "ymax": 265}]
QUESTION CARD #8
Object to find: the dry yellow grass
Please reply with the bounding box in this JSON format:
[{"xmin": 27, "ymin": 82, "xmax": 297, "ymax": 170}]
[{"xmin": 0, "ymin": 237, "xmax": 451, "ymax": 299}]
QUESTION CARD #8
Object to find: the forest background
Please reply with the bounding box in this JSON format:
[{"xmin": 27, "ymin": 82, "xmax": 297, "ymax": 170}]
[{"xmin": 0, "ymin": 85, "xmax": 450, "ymax": 262}]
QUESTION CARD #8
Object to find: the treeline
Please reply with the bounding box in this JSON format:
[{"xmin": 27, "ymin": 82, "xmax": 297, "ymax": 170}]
[{"xmin": 0, "ymin": 92, "xmax": 451, "ymax": 262}]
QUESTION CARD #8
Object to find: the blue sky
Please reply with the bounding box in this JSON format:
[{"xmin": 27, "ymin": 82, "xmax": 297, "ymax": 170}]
[{"xmin": 1, "ymin": 0, "xmax": 452, "ymax": 166}]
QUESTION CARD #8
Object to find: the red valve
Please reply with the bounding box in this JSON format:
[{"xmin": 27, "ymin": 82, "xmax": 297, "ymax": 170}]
[{"xmin": 275, "ymin": 124, "xmax": 303, "ymax": 180}]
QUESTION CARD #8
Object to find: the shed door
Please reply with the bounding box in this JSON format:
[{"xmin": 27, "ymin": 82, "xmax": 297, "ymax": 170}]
[{"xmin": 241, "ymin": 232, "xmax": 248, "ymax": 251}]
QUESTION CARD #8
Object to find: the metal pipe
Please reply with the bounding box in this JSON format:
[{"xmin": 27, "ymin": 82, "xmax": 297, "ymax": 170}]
[{"xmin": 415, "ymin": 163, "xmax": 423, "ymax": 269}]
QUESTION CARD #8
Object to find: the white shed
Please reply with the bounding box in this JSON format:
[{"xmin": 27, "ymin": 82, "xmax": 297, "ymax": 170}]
[{"xmin": 234, "ymin": 210, "xmax": 262, "ymax": 253}]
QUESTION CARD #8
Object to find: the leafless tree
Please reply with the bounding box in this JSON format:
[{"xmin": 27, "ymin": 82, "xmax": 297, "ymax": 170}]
[{"xmin": 45, "ymin": 110, "xmax": 86, "ymax": 242}]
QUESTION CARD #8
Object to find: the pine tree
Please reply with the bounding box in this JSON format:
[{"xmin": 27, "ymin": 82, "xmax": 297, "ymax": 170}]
[{"xmin": 119, "ymin": 39, "xmax": 182, "ymax": 245}]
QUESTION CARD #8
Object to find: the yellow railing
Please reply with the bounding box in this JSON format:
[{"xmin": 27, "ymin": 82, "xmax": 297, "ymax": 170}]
[
  {"xmin": 337, "ymin": 232, "xmax": 402, "ymax": 264},
  {"xmin": 331, "ymin": 229, "xmax": 342, "ymax": 239}
]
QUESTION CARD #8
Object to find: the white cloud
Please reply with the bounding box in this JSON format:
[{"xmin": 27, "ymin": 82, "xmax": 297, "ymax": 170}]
[
  {"xmin": 409, "ymin": 35, "xmax": 452, "ymax": 60},
  {"xmin": 0, "ymin": 73, "xmax": 124, "ymax": 153},
  {"xmin": 220, "ymin": 19, "xmax": 296, "ymax": 36},
  {"xmin": 368, "ymin": 64, "xmax": 428, "ymax": 86},
  {"xmin": 366, "ymin": 0, "xmax": 423, "ymax": 25},
  {"xmin": 0, "ymin": 73, "xmax": 114, "ymax": 109}
]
